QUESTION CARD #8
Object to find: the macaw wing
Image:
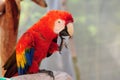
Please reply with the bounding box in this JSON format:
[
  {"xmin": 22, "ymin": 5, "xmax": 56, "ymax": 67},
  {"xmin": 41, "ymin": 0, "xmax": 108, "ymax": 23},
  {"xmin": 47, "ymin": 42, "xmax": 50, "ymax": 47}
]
[
  {"xmin": 16, "ymin": 32, "xmax": 35, "ymax": 75},
  {"xmin": 16, "ymin": 47, "xmax": 34, "ymax": 75}
]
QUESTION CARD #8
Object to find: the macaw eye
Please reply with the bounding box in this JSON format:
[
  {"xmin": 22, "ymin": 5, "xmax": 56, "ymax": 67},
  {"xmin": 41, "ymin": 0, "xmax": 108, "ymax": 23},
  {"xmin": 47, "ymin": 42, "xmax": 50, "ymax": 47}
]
[
  {"xmin": 54, "ymin": 19, "xmax": 65, "ymax": 34},
  {"xmin": 58, "ymin": 20, "xmax": 61, "ymax": 23}
]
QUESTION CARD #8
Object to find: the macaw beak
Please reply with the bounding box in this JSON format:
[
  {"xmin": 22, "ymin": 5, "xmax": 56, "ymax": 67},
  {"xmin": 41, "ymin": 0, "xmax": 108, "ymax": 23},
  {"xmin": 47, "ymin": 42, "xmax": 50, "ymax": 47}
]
[
  {"xmin": 59, "ymin": 23, "xmax": 74, "ymax": 53},
  {"xmin": 67, "ymin": 23, "xmax": 74, "ymax": 37},
  {"xmin": 59, "ymin": 22, "xmax": 74, "ymax": 38}
]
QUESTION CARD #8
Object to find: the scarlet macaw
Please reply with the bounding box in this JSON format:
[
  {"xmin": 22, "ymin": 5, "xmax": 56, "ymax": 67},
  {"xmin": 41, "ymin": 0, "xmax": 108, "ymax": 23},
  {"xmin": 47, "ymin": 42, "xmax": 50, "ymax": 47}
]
[{"xmin": 3, "ymin": 10, "xmax": 74, "ymax": 78}]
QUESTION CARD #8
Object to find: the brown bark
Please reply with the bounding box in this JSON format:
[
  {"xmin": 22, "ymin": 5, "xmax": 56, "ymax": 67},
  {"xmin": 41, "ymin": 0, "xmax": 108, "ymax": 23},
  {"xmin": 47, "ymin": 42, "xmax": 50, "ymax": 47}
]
[
  {"xmin": 0, "ymin": 0, "xmax": 20, "ymax": 76},
  {"xmin": 0, "ymin": 0, "xmax": 5, "ymax": 13},
  {"xmin": 32, "ymin": 0, "xmax": 47, "ymax": 7}
]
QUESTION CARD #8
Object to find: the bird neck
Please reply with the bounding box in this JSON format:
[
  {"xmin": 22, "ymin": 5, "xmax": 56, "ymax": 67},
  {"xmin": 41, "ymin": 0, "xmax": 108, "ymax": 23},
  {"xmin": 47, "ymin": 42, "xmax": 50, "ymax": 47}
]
[{"xmin": 31, "ymin": 22, "xmax": 57, "ymax": 41}]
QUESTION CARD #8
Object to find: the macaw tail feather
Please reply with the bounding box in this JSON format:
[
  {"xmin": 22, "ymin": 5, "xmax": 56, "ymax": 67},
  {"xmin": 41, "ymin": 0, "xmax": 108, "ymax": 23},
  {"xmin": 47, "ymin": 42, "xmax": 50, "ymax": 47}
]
[{"xmin": 3, "ymin": 51, "xmax": 17, "ymax": 78}]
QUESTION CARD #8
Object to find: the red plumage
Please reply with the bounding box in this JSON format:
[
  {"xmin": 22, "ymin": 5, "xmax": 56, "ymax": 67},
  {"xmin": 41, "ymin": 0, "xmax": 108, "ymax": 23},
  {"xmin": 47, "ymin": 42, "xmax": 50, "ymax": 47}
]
[{"xmin": 3, "ymin": 10, "xmax": 74, "ymax": 78}]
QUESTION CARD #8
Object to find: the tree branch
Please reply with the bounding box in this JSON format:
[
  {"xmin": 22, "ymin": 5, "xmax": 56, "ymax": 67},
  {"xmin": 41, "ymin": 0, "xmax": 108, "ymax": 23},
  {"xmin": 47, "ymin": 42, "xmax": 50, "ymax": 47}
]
[
  {"xmin": 0, "ymin": 0, "xmax": 5, "ymax": 14},
  {"xmin": 32, "ymin": 0, "xmax": 47, "ymax": 8}
]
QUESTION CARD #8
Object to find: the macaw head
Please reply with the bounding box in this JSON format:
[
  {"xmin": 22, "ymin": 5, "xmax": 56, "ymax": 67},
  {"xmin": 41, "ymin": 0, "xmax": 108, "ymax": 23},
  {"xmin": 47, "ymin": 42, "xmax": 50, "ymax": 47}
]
[
  {"xmin": 44, "ymin": 10, "xmax": 74, "ymax": 38},
  {"xmin": 45, "ymin": 10, "xmax": 74, "ymax": 52}
]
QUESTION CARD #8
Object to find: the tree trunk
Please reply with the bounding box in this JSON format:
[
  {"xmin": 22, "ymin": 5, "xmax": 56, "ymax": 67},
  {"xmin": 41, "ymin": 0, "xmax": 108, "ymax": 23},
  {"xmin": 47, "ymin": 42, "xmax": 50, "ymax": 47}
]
[{"xmin": 0, "ymin": 0, "xmax": 20, "ymax": 76}]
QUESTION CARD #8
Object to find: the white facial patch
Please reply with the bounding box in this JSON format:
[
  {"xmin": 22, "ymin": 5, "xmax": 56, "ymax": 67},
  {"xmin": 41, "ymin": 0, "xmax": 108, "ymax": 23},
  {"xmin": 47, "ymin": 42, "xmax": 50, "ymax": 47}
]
[{"xmin": 54, "ymin": 19, "xmax": 65, "ymax": 34}]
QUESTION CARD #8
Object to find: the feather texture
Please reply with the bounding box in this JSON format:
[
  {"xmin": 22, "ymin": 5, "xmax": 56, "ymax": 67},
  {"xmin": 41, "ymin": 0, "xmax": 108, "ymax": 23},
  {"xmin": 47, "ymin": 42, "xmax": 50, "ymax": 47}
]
[{"xmin": 17, "ymin": 48, "xmax": 34, "ymax": 75}]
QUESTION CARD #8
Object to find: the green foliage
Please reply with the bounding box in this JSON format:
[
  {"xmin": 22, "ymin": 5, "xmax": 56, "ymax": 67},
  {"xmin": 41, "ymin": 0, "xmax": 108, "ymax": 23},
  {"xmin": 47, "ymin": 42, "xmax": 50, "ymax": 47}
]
[
  {"xmin": 79, "ymin": 16, "xmax": 86, "ymax": 24},
  {"xmin": 88, "ymin": 25, "xmax": 97, "ymax": 36},
  {"xmin": 70, "ymin": 0, "xmax": 79, "ymax": 3}
]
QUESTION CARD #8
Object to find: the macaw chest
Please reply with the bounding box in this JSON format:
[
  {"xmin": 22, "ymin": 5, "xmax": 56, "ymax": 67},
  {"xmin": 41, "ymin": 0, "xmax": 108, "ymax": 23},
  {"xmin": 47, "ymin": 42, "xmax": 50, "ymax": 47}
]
[{"xmin": 33, "ymin": 35, "xmax": 51, "ymax": 61}]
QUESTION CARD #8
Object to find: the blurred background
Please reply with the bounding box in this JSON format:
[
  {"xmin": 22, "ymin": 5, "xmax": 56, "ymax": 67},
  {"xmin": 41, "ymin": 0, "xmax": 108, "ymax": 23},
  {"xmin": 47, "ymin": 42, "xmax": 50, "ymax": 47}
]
[{"xmin": 18, "ymin": 0, "xmax": 120, "ymax": 80}]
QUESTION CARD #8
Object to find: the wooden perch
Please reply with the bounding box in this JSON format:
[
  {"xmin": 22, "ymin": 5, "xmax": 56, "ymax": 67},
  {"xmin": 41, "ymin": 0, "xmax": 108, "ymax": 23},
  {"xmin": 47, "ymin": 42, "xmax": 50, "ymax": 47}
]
[{"xmin": 12, "ymin": 71, "xmax": 72, "ymax": 80}]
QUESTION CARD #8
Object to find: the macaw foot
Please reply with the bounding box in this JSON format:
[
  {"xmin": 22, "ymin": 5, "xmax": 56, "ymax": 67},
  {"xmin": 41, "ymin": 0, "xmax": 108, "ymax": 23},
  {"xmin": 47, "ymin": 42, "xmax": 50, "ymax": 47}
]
[{"xmin": 39, "ymin": 69, "xmax": 55, "ymax": 80}]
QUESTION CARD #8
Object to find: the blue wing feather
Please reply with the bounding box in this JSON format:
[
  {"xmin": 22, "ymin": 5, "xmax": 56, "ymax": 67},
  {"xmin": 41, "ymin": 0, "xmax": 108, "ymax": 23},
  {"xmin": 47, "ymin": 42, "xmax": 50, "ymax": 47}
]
[
  {"xmin": 18, "ymin": 48, "xmax": 34, "ymax": 75},
  {"xmin": 25, "ymin": 48, "xmax": 34, "ymax": 66}
]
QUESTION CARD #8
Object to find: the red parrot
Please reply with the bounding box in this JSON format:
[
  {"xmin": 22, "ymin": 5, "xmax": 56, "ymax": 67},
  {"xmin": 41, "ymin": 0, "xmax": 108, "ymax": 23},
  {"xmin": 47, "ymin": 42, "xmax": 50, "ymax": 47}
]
[{"xmin": 3, "ymin": 10, "xmax": 74, "ymax": 78}]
